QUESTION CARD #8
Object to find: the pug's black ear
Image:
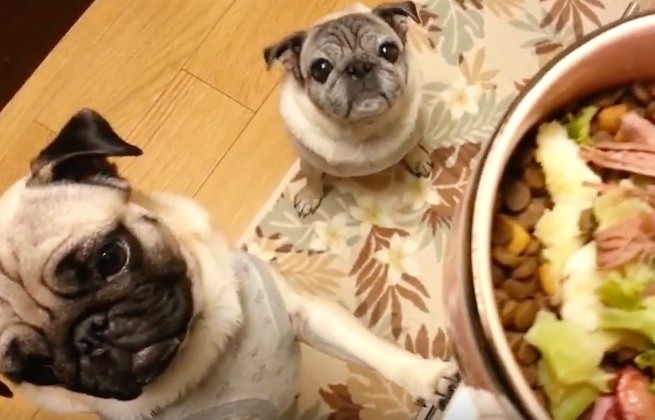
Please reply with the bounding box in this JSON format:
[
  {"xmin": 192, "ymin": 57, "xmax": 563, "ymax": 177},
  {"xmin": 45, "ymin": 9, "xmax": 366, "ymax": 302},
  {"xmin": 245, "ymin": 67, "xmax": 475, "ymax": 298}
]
[
  {"xmin": 372, "ymin": 1, "xmax": 421, "ymax": 42},
  {"xmin": 263, "ymin": 31, "xmax": 307, "ymax": 83},
  {"xmin": 0, "ymin": 380, "xmax": 12, "ymax": 398},
  {"xmin": 29, "ymin": 109, "xmax": 142, "ymax": 187}
]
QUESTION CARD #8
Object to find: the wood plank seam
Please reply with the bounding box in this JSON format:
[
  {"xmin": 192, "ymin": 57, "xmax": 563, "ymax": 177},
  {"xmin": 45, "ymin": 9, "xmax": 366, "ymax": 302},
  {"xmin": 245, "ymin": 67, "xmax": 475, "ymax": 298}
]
[
  {"xmin": 180, "ymin": 0, "xmax": 240, "ymax": 71},
  {"xmin": 184, "ymin": 69, "xmax": 256, "ymax": 112}
]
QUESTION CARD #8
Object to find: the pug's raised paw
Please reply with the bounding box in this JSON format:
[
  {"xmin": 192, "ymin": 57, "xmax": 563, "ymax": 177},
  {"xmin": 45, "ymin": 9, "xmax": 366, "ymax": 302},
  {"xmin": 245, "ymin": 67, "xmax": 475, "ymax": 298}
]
[
  {"xmin": 398, "ymin": 359, "xmax": 460, "ymax": 411},
  {"xmin": 403, "ymin": 145, "xmax": 433, "ymax": 178},
  {"xmin": 293, "ymin": 186, "xmax": 323, "ymax": 218}
]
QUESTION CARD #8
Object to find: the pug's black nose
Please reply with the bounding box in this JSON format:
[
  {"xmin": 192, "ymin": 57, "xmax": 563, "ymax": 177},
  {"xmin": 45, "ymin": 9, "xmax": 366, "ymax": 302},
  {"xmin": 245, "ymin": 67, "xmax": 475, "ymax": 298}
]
[{"xmin": 345, "ymin": 60, "xmax": 373, "ymax": 79}]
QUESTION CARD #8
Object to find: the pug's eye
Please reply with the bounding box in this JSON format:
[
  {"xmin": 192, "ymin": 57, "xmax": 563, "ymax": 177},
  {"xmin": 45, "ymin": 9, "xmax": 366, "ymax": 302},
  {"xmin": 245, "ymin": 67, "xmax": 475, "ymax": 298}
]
[
  {"xmin": 378, "ymin": 42, "xmax": 399, "ymax": 63},
  {"xmin": 95, "ymin": 240, "xmax": 129, "ymax": 279},
  {"xmin": 310, "ymin": 59, "xmax": 333, "ymax": 84}
]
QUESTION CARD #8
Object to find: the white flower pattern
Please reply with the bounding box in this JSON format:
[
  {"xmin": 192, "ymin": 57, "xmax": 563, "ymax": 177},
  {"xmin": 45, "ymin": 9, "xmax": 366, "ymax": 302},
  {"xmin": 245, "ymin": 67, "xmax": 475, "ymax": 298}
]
[
  {"xmin": 309, "ymin": 214, "xmax": 352, "ymax": 256},
  {"xmin": 440, "ymin": 77, "xmax": 483, "ymax": 119},
  {"xmin": 374, "ymin": 234, "xmax": 420, "ymax": 285},
  {"xmin": 403, "ymin": 176, "xmax": 442, "ymax": 210}
]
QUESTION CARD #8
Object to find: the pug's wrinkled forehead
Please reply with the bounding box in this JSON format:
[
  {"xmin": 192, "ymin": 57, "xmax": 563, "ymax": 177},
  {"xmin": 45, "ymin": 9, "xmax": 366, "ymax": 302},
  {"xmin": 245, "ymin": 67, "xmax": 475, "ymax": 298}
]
[
  {"xmin": 0, "ymin": 110, "xmax": 194, "ymax": 401},
  {"xmin": 263, "ymin": 1, "xmax": 420, "ymax": 84}
]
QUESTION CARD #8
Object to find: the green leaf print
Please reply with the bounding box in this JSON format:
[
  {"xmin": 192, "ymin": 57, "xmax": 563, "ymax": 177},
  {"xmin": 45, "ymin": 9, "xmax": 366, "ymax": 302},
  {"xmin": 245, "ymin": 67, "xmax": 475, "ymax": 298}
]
[
  {"xmin": 258, "ymin": 193, "xmax": 361, "ymax": 252},
  {"xmin": 427, "ymin": 0, "xmax": 485, "ymax": 65},
  {"xmin": 423, "ymin": 88, "xmax": 514, "ymax": 148}
]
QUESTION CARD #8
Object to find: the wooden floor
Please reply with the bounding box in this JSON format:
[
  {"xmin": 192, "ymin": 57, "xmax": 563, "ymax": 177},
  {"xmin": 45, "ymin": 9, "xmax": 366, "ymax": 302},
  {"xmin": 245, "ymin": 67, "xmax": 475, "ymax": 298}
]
[{"xmin": 0, "ymin": 0, "xmax": 375, "ymax": 417}]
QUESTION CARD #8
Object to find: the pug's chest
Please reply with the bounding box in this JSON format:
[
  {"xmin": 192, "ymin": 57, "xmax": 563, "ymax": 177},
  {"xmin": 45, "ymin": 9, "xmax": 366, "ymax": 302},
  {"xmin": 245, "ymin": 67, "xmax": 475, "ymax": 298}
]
[
  {"xmin": 154, "ymin": 253, "xmax": 301, "ymax": 420},
  {"xmin": 290, "ymin": 117, "xmax": 422, "ymax": 178}
]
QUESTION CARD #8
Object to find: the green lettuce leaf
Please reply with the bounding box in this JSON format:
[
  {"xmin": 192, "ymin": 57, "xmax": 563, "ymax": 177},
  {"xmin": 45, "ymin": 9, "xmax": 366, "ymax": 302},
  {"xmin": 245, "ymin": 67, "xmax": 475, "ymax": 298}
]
[
  {"xmin": 539, "ymin": 360, "xmax": 601, "ymax": 420},
  {"xmin": 596, "ymin": 263, "xmax": 655, "ymax": 310},
  {"xmin": 599, "ymin": 297, "xmax": 655, "ymax": 343},
  {"xmin": 526, "ymin": 311, "xmax": 618, "ymax": 389},
  {"xmin": 563, "ymin": 105, "xmax": 599, "ymax": 145}
]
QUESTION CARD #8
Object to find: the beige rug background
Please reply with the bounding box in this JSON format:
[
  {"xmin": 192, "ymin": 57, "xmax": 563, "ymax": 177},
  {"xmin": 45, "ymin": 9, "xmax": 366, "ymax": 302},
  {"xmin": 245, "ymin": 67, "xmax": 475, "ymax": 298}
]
[{"xmin": 240, "ymin": 1, "xmax": 644, "ymax": 418}]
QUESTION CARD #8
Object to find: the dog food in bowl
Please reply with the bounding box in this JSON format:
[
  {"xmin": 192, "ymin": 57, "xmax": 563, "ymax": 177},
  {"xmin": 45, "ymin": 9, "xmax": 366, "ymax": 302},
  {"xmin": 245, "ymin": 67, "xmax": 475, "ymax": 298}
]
[{"xmin": 492, "ymin": 81, "xmax": 655, "ymax": 420}]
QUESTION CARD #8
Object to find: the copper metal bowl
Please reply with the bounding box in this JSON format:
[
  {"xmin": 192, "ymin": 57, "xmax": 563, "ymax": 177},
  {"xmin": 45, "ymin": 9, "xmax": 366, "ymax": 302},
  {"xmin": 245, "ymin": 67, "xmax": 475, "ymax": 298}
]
[{"xmin": 441, "ymin": 5, "xmax": 655, "ymax": 419}]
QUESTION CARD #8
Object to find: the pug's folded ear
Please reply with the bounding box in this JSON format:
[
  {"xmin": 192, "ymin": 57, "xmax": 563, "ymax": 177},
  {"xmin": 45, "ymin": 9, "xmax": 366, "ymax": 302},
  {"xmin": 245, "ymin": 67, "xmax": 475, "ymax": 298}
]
[
  {"xmin": 263, "ymin": 31, "xmax": 307, "ymax": 83},
  {"xmin": 0, "ymin": 380, "xmax": 12, "ymax": 398},
  {"xmin": 372, "ymin": 1, "xmax": 421, "ymax": 42},
  {"xmin": 29, "ymin": 109, "xmax": 143, "ymax": 188}
]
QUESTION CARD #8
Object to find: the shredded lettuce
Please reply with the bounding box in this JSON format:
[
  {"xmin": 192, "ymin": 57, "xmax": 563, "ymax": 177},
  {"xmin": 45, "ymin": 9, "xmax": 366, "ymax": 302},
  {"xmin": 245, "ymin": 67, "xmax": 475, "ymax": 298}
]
[
  {"xmin": 538, "ymin": 358, "xmax": 602, "ymax": 420},
  {"xmin": 526, "ymin": 311, "xmax": 618, "ymax": 389},
  {"xmin": 599, "ymin": 297, "xmax": 655, "ymax": 343},
  {"xmin": 563, "ymin": 105, "xmax": 599, "ymax": 145},
  {"xmin": 597, "ymin": 270, "xmax": 650, "ymax": 311}
]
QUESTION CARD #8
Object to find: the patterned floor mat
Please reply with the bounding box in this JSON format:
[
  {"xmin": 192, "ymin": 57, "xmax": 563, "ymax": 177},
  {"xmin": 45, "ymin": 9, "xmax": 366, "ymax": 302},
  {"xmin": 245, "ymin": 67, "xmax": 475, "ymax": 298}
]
[{"xmin": 241, "ymin": 1, "xmax": 641, "ymax": 418}]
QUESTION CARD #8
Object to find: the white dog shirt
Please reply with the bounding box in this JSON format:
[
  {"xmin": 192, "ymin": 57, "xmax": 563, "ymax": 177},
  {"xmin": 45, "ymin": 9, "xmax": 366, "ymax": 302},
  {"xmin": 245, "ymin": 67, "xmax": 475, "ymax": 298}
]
[{"xmin": 154, "ymin": 252, "xmax": 301, "ymax": 420}]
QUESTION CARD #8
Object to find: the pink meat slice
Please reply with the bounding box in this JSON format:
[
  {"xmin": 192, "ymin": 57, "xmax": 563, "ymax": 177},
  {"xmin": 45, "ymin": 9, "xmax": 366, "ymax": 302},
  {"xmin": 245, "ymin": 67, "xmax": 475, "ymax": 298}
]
[
  {"xmin": 621, "ymin": 111, "xmax": 655, "ymax": 145},
  {"xmin": 588, "ymin": 395, "xmax": 620, "ymax": 420},
  {"xmin": 594, "ymin": 212, "xmax": 655, "ymax": 270},
  {"xmin": 579, "ymin": 112, "xmax": 655, "ymax": 177}
]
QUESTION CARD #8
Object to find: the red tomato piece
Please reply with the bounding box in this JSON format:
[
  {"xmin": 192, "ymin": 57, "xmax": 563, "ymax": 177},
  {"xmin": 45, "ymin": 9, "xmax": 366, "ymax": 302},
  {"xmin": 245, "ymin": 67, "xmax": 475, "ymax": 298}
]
[{"xmin": 616, "ymin": 366, "xmax": 655, "ymax": 420}]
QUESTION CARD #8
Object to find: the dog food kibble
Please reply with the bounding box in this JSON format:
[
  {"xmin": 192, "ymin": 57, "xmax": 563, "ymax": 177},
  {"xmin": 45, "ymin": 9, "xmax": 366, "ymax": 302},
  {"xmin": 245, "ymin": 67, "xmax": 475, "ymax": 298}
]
[
  {"xmin": 516, "ymin": 340, "xmax": 540, "ymax": 366},
  {"xmin": 503, "ymin": 278, "xmax": 538, "ymax": 301},
  {"xmin": 522, "ymin": 365, "xmax": 540, "ymax": 387},
  {"xmin": 597, "ymin": 103, "xmax": 630, "ymax": 133},
  {"xmin": 513, "ymin": 300, "xmax": 539, "ymax": 332},
  {"xmin": 500, "ymin": 301, "xmax": 519, "ymax": 328},
  {"xmin": 503, "ymin": 180, "xmax": 531, "ymax": 212},
  {"xmin": 512, "ymin": 257, "xmax": 538, "ymax": 281},
  {"xmin": 491, "ymin": 216, "xmax": 512, "ymax": 246},
  {"xmin": 525, "ymin": 239, "xmax": 541, "ymax": 256},
  {"xmin": 492, "ymin": 247, "xmax": 521, "ymax": 268},
  {"xmin": 522, "ymin": 164, "xmax": 545, "ymax": 191},
  {"xmin": 492, "ymin": 265, "xmax": 505, "ymax": 287},
  {"xmin": 517, "ymin": 199, "xmax": 546, "ymax": 230}
]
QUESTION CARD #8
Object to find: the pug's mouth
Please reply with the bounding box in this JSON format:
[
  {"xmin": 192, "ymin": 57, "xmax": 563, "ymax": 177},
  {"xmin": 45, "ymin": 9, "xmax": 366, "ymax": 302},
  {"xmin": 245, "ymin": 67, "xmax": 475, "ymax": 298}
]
[
  {"xmin": 346, "ymin": 91, "xmax": 391, "ymax": 122},
  {"xmin": 62, "ymin": 281, "xmax": 194, "ymax": 401}
]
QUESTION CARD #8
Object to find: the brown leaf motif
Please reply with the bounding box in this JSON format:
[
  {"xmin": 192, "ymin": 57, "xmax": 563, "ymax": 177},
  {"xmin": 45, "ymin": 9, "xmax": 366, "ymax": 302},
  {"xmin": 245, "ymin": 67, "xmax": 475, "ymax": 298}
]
[
  {"xmin": 241, "ymin": 227, "xmax": 287, "ymax": 261},
  {"xmin": 319, "ymin": 384, "xmax": 364, "ymax": 420},
  {"xmin": 350, "ymin": 226, "xmax": 430, "ymax": 339},
  {"xmin": 458, "ymin": 48, "xmax": 498, "ymax": 90},
  {"xmin": 345, "ymin": 364, "xmax": 417, "ymax": 419},
  {"xmin": 455, "ymin": 0, "xmax": 524, "ymax": 17},
  {"xmin": 540, "ymin": 0, "xmax": 605, "ymax": 40},
  {"xmin": 418, "ymin": 4, "xmax": 440, "ymax": 38},
  {"xmin": 422, "ymin": 143, "xmax": 481, "ymax": 233},
  {"xmin": 404, "ymin": 325, "xmax": 453, "ymax": 360},
  {"xmin": 513, "ymin": 77, "xmax": 532, "ymax": 93},
  {"xmin": 276, "ymin": 250, "xmax": 343, "ymax": 296}
]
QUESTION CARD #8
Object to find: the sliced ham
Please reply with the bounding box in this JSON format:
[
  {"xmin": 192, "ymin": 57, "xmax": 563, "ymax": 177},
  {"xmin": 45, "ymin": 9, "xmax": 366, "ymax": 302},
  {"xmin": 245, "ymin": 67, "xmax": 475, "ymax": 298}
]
[
  {"xmin": 579, "ymin": 112, "xmax": 655, "ymax": 177},
  {"xmin": 594, "ymin": 212, "xmax": 655, "ymax": 270},
  {"xmin": 589, "ymin": 395, "xmax": 620, "ymax": 420},
  {"xmin": 621, "ymin": 112, "xmax": 655, "ymax": 146},
  {"xmin": 580, "ymin": 146, "xmax": 655, "ymax": 178}
]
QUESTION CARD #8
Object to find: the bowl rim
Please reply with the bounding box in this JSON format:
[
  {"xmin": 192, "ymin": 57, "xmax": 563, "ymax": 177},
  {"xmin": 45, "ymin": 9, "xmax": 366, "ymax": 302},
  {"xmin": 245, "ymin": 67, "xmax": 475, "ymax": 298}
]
[{"xmin": 460, "ymin": 8, "xmax": 655, "ymax": 419}]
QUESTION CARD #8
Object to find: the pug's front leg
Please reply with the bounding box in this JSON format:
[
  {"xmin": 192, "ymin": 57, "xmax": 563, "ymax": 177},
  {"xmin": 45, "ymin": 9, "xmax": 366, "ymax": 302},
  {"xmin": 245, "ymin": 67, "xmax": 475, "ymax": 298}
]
[
  {"xmin": 274, "ymin": 274, "xmax": 460, "ymax": 409},
  {"xmin": 294, "ymin": 160, "xmax": 324, "ymax": 217},
  {"xmin": 402, "ymin": 143, "xmax": 433, "ymax": 178}
]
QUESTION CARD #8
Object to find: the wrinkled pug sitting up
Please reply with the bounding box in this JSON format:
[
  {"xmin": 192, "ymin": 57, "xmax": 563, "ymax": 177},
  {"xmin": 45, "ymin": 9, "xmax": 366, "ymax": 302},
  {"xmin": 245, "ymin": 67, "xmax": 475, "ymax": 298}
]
[
  {"xmin": 0, "ymin": 109, "xmax": 459, "ymax": 419},
  {"xmin": 264, "ymin": 1, "xmax": 431, "ymax": 217}
]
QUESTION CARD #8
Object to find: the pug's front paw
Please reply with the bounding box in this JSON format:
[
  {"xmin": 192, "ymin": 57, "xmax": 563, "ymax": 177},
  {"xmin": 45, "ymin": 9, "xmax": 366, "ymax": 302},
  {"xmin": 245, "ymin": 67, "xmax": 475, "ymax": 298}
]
[
  {"xmin": 399, "ymin": 359, "xmax": 460, "ymax": 411},
  {"xmin": 403, "ymin": 146, "xmax": 433, "ymax": 178},
  {"xmin": 293, "ymin": 185, "xmax": 323, "ymax": 218}
]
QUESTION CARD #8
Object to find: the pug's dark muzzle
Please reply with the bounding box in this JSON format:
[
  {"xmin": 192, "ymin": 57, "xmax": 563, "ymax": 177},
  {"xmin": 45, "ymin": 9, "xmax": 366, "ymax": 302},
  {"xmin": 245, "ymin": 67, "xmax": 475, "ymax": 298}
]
[{"xmin": 69, "ymin": 277, "xmax": 193, "ymax": 401}]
